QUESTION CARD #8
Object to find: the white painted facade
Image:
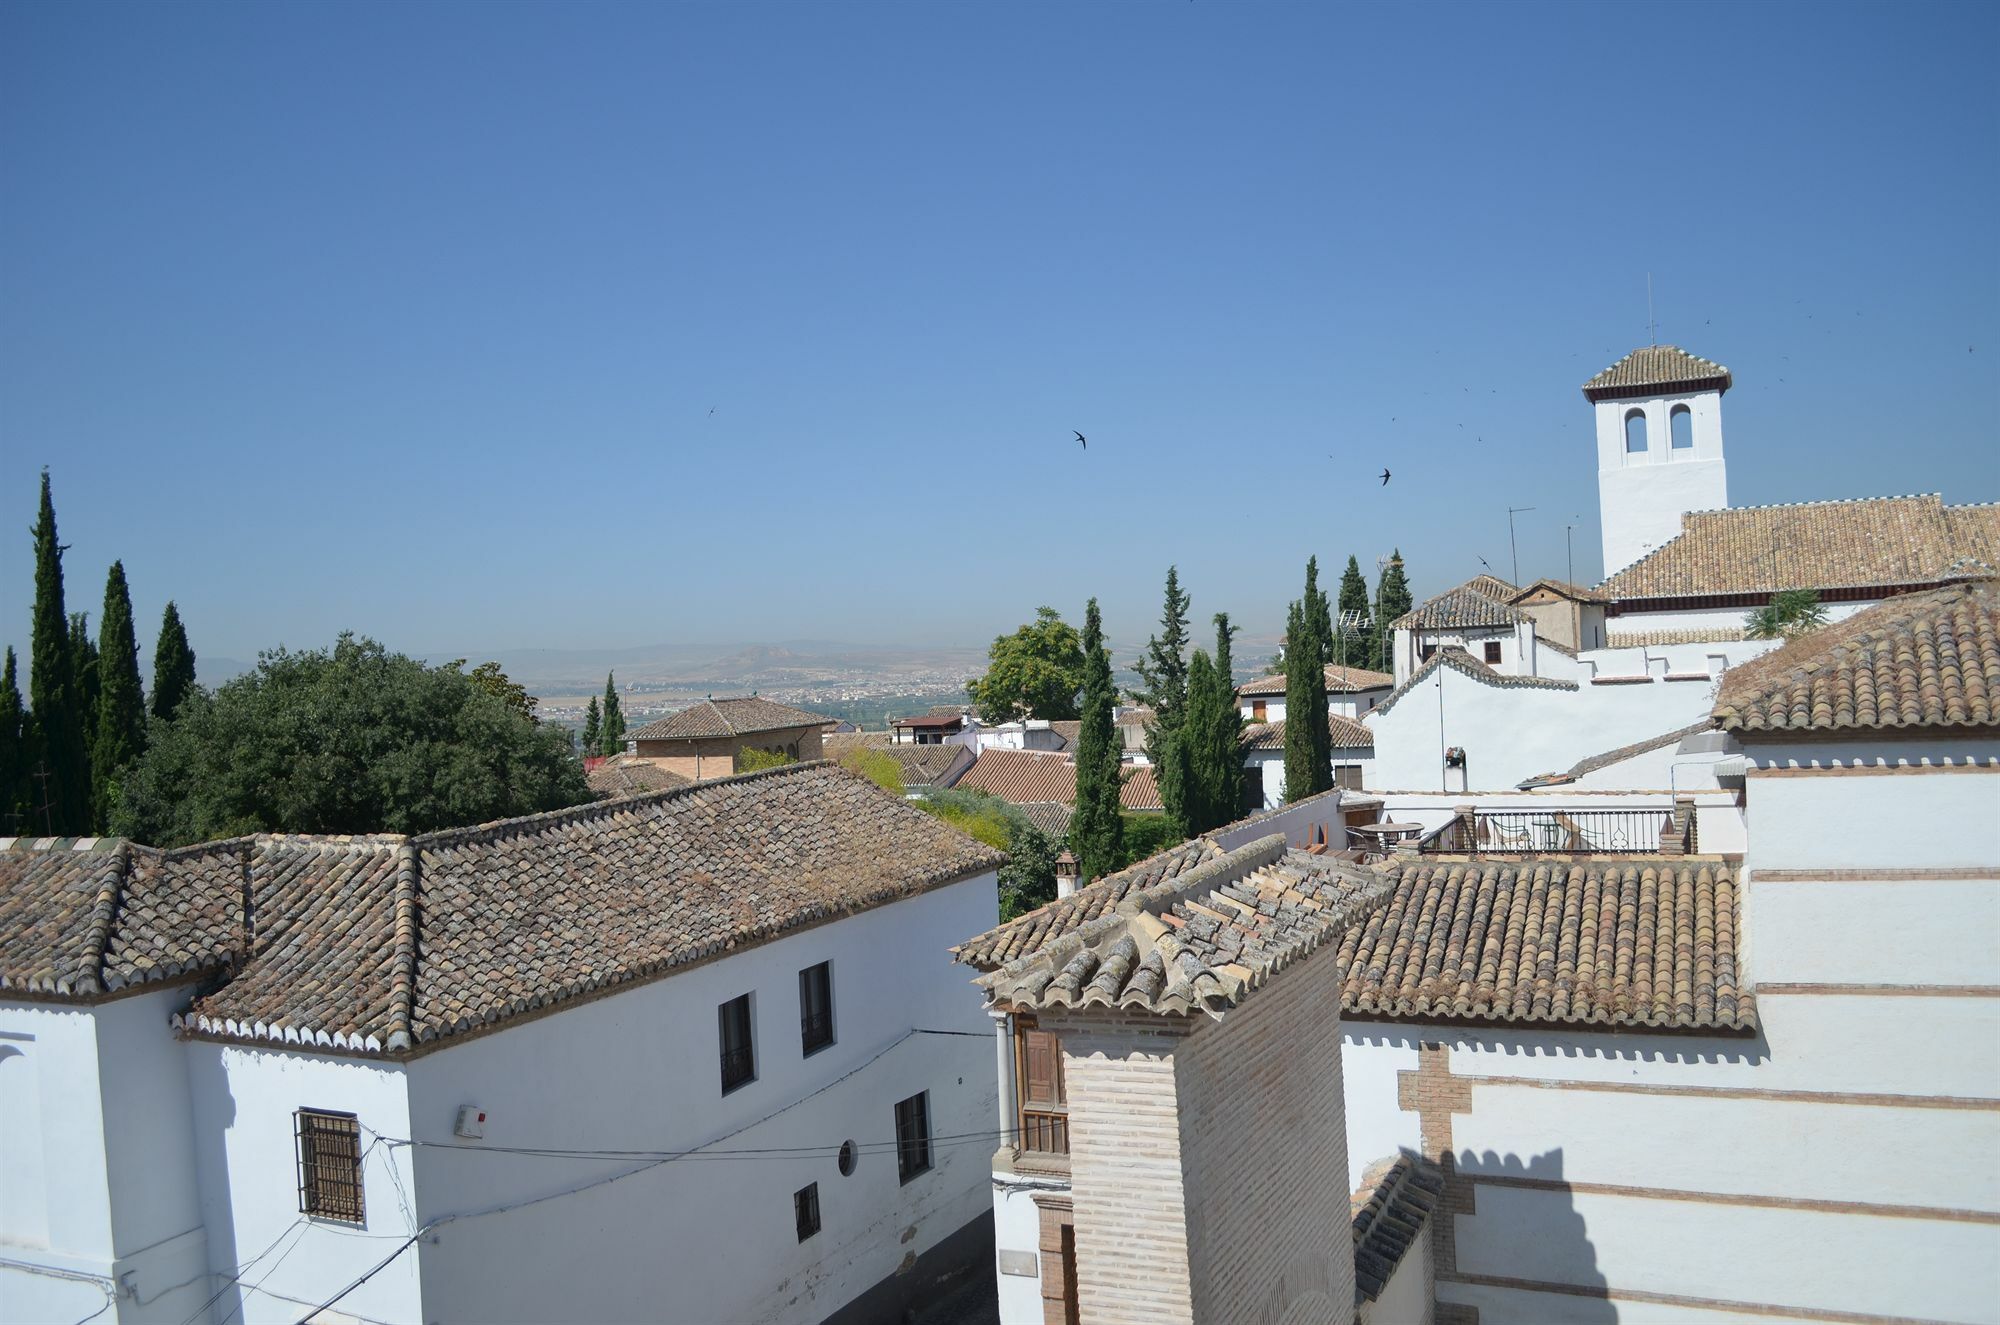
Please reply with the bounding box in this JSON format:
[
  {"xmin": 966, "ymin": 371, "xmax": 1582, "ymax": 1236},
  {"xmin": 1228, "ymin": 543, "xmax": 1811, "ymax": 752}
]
[
  {"xmin": 1594, "ymin": 384, "xmax": 1727, "ymax": 577},
  {"xmin": 1240, "ymin": 687, "xmax": 1391, "ymax": 725},
  {"xmin": 1244, "ymin": 744, "xmax": 1376, "ymax": 812},
  {"xmin": 2, "ymin": 871, "xmax": 1001, "ymax": 1325}
]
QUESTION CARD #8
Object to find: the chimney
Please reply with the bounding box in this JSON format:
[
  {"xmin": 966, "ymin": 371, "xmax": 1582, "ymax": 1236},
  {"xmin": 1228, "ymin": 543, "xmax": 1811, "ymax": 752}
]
[{"xmin": 1055, "ymin": 850, "xmax": 1080, "ymax": 898}]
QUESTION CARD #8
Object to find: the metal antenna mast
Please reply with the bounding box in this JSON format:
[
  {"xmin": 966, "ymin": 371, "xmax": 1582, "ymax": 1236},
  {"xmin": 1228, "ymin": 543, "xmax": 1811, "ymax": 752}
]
[{"xmin": 1507, "ymin": 506, "xmax": 1537, "ymax": 586}]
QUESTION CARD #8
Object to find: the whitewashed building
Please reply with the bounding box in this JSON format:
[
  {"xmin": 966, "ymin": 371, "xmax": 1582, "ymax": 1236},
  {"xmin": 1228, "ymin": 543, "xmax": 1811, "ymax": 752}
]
[
  {"xmin": 0, "ymin": 762, "xmax": 1005, "ymax": 1325},
  {"xmin": 1236, "ymin": 666, "xmax": 1394, "ymax": 724}
]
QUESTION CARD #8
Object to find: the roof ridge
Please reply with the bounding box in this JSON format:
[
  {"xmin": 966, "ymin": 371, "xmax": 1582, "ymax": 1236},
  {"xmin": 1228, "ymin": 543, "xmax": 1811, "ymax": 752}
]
[
  {"xmin": 73, "ymin": 842, "xmax": 132, "ymax": 997},
  {"xmin": 385, "ymin": 843, "xmax": 420, "ymax": 1053}
]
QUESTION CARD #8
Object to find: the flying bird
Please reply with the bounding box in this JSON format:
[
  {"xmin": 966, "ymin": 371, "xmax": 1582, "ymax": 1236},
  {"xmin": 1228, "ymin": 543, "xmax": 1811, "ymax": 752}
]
[
  {"xmin": 1379, "ymin": 469, "xmax": 1392, "ymax": 486},
  {"xmin": 1074, "ymin": 431, "xmax": 1087, "ymax": 449},
  {"xmin": 1478, "ymin": 556, "xmax": 1492, "ymax": 571}
]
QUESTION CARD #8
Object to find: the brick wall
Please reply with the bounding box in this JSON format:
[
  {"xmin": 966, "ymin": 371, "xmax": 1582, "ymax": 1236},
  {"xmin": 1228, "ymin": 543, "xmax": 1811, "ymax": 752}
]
[{"xmin": 1054, "ymin": 952, "xmax": 1355, "ymax": 1325}]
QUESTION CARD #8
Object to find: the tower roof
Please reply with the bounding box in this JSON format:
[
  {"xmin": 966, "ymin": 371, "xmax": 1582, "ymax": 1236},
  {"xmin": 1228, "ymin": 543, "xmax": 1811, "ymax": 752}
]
[{"xmin": 1582, "ymin": 345, "xmax": 1732, "ymax": 401}]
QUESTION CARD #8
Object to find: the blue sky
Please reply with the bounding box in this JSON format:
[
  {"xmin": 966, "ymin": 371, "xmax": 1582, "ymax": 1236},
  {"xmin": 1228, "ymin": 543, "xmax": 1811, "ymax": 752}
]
[{"xmin": 3, "ymin": 0, "xmax": 1995, "ymax": 667}]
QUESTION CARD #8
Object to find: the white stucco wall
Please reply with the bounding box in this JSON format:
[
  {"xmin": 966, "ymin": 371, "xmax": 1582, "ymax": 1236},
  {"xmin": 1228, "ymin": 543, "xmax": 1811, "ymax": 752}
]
[
  {"xmin": 1244, "ymin": 747, "xmax": 1375, "ymax": 811},
  {"xmin": 1594, "ymin": 387, "xmax": 1727, "ymax": 576},
  {"xmin": 403, "ymin": 870, "xmax": 1000, "ymax": 1325}
]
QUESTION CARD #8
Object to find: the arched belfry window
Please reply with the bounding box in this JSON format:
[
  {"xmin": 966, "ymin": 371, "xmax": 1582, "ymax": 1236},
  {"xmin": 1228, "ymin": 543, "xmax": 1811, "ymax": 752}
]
[
  {"xmin": 1624, "ymin": 409, "xmax": 1647, "ymax": 453},
  {"xmin": 1670, "ymin": 404, "xmax": 1693, "ymax": 449}
]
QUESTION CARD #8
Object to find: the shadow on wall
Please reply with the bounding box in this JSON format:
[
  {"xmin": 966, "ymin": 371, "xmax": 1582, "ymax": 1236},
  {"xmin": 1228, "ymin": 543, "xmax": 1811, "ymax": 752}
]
[
  {"xmin": 182, "ymin": 1045, "xmax": 245, "ymax": 1325},
  {"xmin": 1453, "ymin": 1147, "xmax": 1613, "ymax": 1324}
]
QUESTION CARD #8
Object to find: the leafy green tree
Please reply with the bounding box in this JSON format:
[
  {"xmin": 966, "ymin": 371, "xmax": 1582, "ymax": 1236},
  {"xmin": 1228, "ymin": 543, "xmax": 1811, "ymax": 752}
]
[
  {"xmin": 112, "ymin": 634, "xmax": 591, "ymax": 846},
  {"xmin": 150, "ymin": 601, "xmax": 198, "ymax": 721},
  {"xmin": 736, "ymin": 746, "xmax": 795, "ymax": 773},
  {"xmin": 1746, "ymin": 589, "xmax": 1832, "ymax": 641},
  {"xmin": 1336, "ymin": 554, "xmax": 1372, "ymax": 670},
  {"xmin": 600, "ymin": 673, "xmax": 626, "ymax": 755},
  {"xmin": 966, "ymin": 607, "xmax": 1085, "ymax": 724},
  {"xmin": 94, "ymin": 563, "xmax": 147, "ymax": 823},
  {"xmin": 1117, "ymin": 811, "xmax": 1183, "ymax": 869},
  {"xmin": 1371, "ymin": 550, "xmax": 1412, "ymax": 673},
  {"xmin": 582, "ymin": 695, "xmax": 601, "ymax": 753},
  {"xmin": 1069, "ymin": 598, "xmax": 1125, "ymax": 882},
  {"xmin": 463, "ymin": 661, "xmax": 536, "ymax": 721},
  {"xmin": 999, "ymin": 819, "xmax": 1060, "ymax": 920},
  {"xmin": 1130, "ymin": 567, "xmax": 1193, "ymax": 835},
  {"xmin": 0, "ymin": 648, "xmax": 25, "ymax": 832},
  {"xmin": 29, "ymin": 471, "xmax": 90, "ymax": 833}
]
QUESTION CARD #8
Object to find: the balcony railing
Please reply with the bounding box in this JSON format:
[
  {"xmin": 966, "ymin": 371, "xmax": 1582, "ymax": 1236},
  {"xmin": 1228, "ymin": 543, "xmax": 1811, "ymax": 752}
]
[{"xmin": 1421, "ymin": 807, "xmax": 1689, "ymax": 855}]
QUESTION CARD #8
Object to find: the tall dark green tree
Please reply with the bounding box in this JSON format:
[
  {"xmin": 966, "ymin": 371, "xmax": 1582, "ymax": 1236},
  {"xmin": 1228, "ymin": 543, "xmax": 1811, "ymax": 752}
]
[
  {"xmin": 1303, "ymin": 558, "xmax": 1333, "ymax": 786},
  {"xmin": 0, "ymin": 648, "xmax": 25, "ymax": 832},
  {"xmin": 151, "ymin": 601, "xmax": 197, "ymax": 721},
  {"xmin": 1069, "ymin": 598, "xmax": 1125, "ymax": 883},
  {"xmin": 582, "ymin": 695, "xmax": 601, "ymax": 753},
  {"xmin": 1130, "ymin": 567, "xmax": 1192, "ymax": 834},
  {"xmin": 1336, "ymin": 555, "xmax": 1371, "ymax": 671},
  {"xmin": 1371, "ymin": 550, "xmax": 1413, "ymax": 672},
  {"xmin": 600, "ymin": 673, "xmax": 626, "ymax": 755},
  {"xmin": 94, "ymin": 563, "xmax": 147, "ymax": 824},
  {"xmin": 29, "ymin": 471, "xmax": 90, "ymax": 833},
  {"xmin": 70, "ymin": 611, "xmax": 101, "ymax": 821},
  {"xmin": 1179, "ymin": 614, "xmax": 1246, "ymax": 835},
  {"xmin": 1282, "ymin": 558, "xmax": 1333, "ymax": 802}
]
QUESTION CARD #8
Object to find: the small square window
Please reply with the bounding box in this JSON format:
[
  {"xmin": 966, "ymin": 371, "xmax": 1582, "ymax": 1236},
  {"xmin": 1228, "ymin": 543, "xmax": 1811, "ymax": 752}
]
[
  {"xmin": 895, "ymin": 1092, "xmax": 932, "ymax": 1184},
  {"xmin": 794, "ymin": 1182, "xmax": 821, "ymax": 1241},
  {"xmin": 1483, "ymin": 641, "xmax": 1503, "ymax": 664},
  {"xmin": 799, "ymin": 962, "xmax": 835, "ymax": 1056},
  {"xmin": 719, "ymin": 994, "xmax": 755, "ymax": 1094},
  {"xmin": 295, "ymin": 1108, "xmax": 364, "ymax": 1224}
]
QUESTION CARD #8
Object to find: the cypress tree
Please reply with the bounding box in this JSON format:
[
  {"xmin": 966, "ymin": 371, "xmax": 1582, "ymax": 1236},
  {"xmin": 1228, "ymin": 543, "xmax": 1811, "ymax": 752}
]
[
  {"xmin": 1372, "ymin": 550, "xmax": 1413, "ymax": 673},
  {"xmin": 600, "ymin": 673, "xmax": 625, "ymax": 755},
  {"xmin": 94, "ymin": 562, "xmax": 147, "ymax": 823},
  {"xmin": 582, "ymin": 696, "xmax": 601, "ymax": 754},
  {"xmin": 1180, "ymin": 649, "xmax": 1219, "ymax": 834},
  {"xmin": 1070, "ymin": 597, "xmax": 1125, "ymax": 883},
  {"xmin": 1131, "ymin": 567, "xmax": 1192, "ymax": 834},
  {"xmin": 151, "ymin": 601, "xmax": 198, "ymax": 721},
  {"xmin": 1303, "ymin": 558, "xmax": 1333, "ymax": 790},
  {"xmin": 1281, "ymin": 598, "xmax": 1316, "ymax": 802},
  {"xmin": 1337, "ymin": 555, "xmax": 1371, "ymax": 672},
  {"xmin": 71, "ymin": 611, "xmax": 100, "ymax": 816},
  {"xmin": 1180, "ymin": 612, "xmax": 1246, "ymax": 835},
  {"xmin": 0, "ymin": 648, "xmax": 25, "ymax": 833},
  {"xmin": 28, "ymin": 470, "xmax": 90, "ymax": 833}
]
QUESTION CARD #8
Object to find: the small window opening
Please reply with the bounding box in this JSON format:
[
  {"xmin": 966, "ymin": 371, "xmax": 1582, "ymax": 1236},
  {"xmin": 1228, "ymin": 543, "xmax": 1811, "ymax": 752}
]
[
  {"xmin": 1483, "ymin": 641, "xmax": 1503, "ymax": 664},
  {"xmin": 1624, "ymin": 409, "xmax": 1648, "ymax": 453},
  {"xmin": 895, "ymin": 1092, "xmax": 932, "ymax": 1183},
  {"xmin": 799, "ymin": 961, "xmax": 834, "ymax": 1056},
  {"xmin": 1670, "ymin": 404, "xmax": 1693, "ymax": 449},
  {"xmin": 295, "ymin": 1109, "xmax": 365, "ymax": 1224},
  {"xmin": 837, "ymin": 1140, "xmax": 858, "ymax": 1176},
  {"xmin": 794, "ymin": 1182, "xmax": 821, "ymax": 1241},
  {"xmin": 719, "ymin": 993, "xmax": 755, "ymax": 1093}
]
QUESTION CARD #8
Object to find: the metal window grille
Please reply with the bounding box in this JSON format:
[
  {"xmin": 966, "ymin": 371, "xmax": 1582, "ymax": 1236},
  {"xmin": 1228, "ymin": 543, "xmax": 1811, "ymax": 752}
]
[
  {"xmin": 794, "ymin": 1183, "xmax": 821, "ymax": 1242},
  {"xmin": 719, "ymin": 994, "xmax": 755, "ymax": 1093},
  {"xmin": 295, "ymin": 1109, "xmax": 365, "ymax": 1224},
  {"xmin": 895, "ymin": 1092, "xmax": 932, "ymax": 1184},
  {"xmin": 799, "ymin": 962, "xmax": 834, "ymax": 1055}
]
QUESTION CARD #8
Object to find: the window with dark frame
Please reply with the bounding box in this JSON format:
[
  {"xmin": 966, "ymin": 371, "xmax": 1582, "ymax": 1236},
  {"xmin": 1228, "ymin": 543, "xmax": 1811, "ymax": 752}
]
[
  {"xmin": 719, "ymin": 993, "xmax": 755, "ymax": 1093},
  {"xmin": 894, "ymin": 1091, "xmax": 932, "ymax": 1183},
  {"xmin": 1333, "ymin": 764, "xmax": 1364, "ymax": 791},
  {"xmin": 295, "ymin": 1108, "xmax": 365, "ymax": 1224},
  {"xmin": 794, "ymin": 1182, "xmax": 821, "ymax": 1242},
  {"xmin": 1015, "ymin": 1019, "xmax": 1069, "ymax": 1155},
  {"xmin": 799, "ymin": 961, "xmax": 834, "ymax": 1056},
  {"xmin": 1483, "ymin": 640, "xmax": 1503, "ymax": 664}
]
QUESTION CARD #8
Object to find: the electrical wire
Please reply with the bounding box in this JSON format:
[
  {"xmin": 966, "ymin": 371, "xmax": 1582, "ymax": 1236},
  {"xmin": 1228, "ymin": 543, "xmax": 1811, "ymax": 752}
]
[
  {"xmin": 380, "ymin": 1125, "xmax": 1021, "ymax": 1162},
  {"xmin": 175, "ymin": 1219, "xmax": 309, "ymax": 1325}
]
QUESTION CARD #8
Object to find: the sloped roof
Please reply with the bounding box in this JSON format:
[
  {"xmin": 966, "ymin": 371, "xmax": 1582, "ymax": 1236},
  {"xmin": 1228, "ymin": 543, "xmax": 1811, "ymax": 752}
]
[
  {"xmin": 1353, "ymin": 1155, "xmax": 1444, "ymax": 1306},
  {"xmin": 954, "ymin": 836, "xmax": 1225, "ymax": 967},
  {"xmin": 1712, "ymin": 578, "xmax": 1999, "ymax": 734},
  {"xmin": 1241, "ymin": 713, "xmax": 1374, "ymax": 751},
  {"xmin": 1392, "ymin": 584, "xmax": 1528, "ymax": 631},
  {"xmin": 953, "ymin": 748, "xmax": 1161, "ymax": 810},
  {"xmin": 1462, "ymin": 573, "xmax": 1519, "ymax": 601},
  {"xmin": 1510, "ymin": 578, "xmax": 1606, "ymax": 605},
  {"xmin": 1372, "ymin": 648, "xmax": 1579, "ymax": 717},
  {"xmin": 1237, "ymin": 665, "xmax": 1395, "ymax": 698},
  {"xmin": 1581, "ymin": 345, "xmax": 1732, "ymax": 401},
  {"xmin": 0, "ymin": 764, "xmax": 1011, "ymax": 1054},
  {"xmin": 977, "ymin": 836, "xmax": 1392, "ymax": 1018},
  {"xmin": 1598, "ymin": 495, "xmax": 1999, "ymax": 599},
  {"xmin": 629, "ymin": 696, "xmax": 832, "ymax": 742},
  {"xmin": 1340, "ymin": 856, "xmax": 1753, "ymax": 1032},
  {"xmin": 587, "ymin": 754, "xmax": 694, "ymax": 798},
  {"xmin": 1517, "ymin": 720, "xmax": 1715, "ymax": 789},
  {"xmin": 1017, "ymin": 802, "xmax": 1074, "ymax": 840}
]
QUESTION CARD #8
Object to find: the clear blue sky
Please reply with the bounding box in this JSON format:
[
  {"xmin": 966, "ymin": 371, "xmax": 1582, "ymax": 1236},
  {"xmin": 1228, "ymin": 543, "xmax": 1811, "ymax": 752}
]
[{"xmin": 3, "ymin": 0, "xmax": 1996, "ymax": 668}]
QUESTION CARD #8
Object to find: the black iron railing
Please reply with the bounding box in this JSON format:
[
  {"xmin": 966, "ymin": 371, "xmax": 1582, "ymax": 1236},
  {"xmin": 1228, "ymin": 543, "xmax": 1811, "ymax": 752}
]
[
  {"xmin": 720, "ymin": 1043, "xmax": 755, "ymax": 1092},
  {"xmin": 800, "ymin": 1009, "xmax": 834, "ymax": 1054},
  {"xmin": 1423, "ymin": 808, "xmax": 1682, "ymax": 855}
]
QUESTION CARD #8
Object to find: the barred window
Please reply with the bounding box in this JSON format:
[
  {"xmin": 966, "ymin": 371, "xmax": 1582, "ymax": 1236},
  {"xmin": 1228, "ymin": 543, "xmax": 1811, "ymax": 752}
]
[
  {"xmin": 895, "ymin": 1092, "xmax": 932, "ymax": 1184},
  {"xmin": 794, "ymin": 1182, "xmax": 821, "ymax": 1242},
  {"xmin": 295, "ymin": 1109, "xmax": 364, "ymax": 1224},
  {"xmin": 719, "ymin": 994, "xmax": 756, "ymax": 1094},
  {"xmin": 799, "ymin": 962, "xmax": 834, "ymax": 1056}
]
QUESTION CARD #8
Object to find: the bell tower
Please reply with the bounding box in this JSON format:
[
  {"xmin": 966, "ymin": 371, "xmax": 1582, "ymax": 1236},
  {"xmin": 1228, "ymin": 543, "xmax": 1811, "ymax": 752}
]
[{"xmin": 1583, "ymin": 345, "xmax": 1731, "ymax": 577}]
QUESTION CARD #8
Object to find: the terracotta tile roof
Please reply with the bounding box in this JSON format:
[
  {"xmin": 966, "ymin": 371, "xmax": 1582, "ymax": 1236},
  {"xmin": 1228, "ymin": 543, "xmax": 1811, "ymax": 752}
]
[
  {"xmin": 822, "ymin": 732, "xmax": 972, "ymax": 785},
  {"xmin": 1352, "ymin": 1154, "xmax": 1444, "ymax": 1306},
  {"xmin": 1048, "ymin": 720, "xmax": 1083, "ymax": 748},
  {"xmin": 0, "ymin": 838, "xmax": 244, "ymax": 1000},
  {"xmin": 1237, "ymin": 665, "xmax": 1395, "ymax": 698},
  {"xmin": 1372, "ymin": 648, "xmax": 1579, "ymax": 716},
  {"xmin": 1392, "ymin": 584, "xmax": 1528, "ymax": 631},
  {"xmin": 953, "ymin": 748, "xmax": 1161, "ymax": 810},
  {"xmin": 892, "ymin": 713, "xmax": 964, "ymax": 729},
  {"xmin": 976, "ymin": 836, "xmax": 1391, "ymax": 1018},
  {"xmin": 629, "ymin": 696, "xmax": 832, "ymax": 742},
  {"xmin": 954, "ymin": 837, "xmax": 1225, "ymax": 967},
  {"xmin": 1017, "ymin": 802, "xmax": 1074, "ymax": 840},
  {"xmin": 1241, "ymin": 713, "xmax": 1374, "ymax": 751},
  {"xmin": 1462, "ymin": 573, "xmax": 1519, "ymax": 601},
  {"xmin": 1608, "ymin": 626, "xmax": 1745, "ymax": 647},
  {"xmin": 1339, "ymin": 856, "xmax": 1753, "ymax": 1032},
  {"xmin": 1581, "ymin": 345, "xmax": 1731, "ymax": 401},
  {"xmin": 1597, "ymin": 494, "xmax": 2000, "ymax": 597},
  {"xmin": 1510, "ymin": 578, "xmax": 1607, "ymax": 605},
  {"xmin": 156, "ymin": 763, "xmax": 1003, "ymax": 1055},
  {"xmin": 1712, "ymin": 578, "xmax": 2000, "ymax": 734},
  {"xmin": 587, "ymin": 754, "xmax": 694, "ymax": 798},
  {"xmin": 1518, "ymin": 720, "xmax": 1714, "ymax": 788}
]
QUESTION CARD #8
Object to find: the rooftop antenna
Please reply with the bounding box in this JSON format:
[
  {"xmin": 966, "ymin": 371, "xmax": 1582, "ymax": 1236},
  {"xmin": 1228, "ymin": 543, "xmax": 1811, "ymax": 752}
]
[
  {"xmin": 1647, "ymin": 272, "xmax": 1657, "ymax": 346},
  {"xmin": 1565, "ymin": 520, "xmax": 1579, "ymax": 587},
  {"xmin": 1507, "ymin": 506, "xmax": 1537, "ymax": 586}
]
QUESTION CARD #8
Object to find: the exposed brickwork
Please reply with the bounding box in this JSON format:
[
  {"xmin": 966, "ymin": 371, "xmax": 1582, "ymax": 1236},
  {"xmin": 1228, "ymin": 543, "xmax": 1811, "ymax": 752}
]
[
  {"xmin": 1033, "ymin": 1192, "xmax": 1075, "ymax": 1325},
  {"xmin": 1397, "ymin": 1043, "xmax": 1476, "ymax": 1286}
]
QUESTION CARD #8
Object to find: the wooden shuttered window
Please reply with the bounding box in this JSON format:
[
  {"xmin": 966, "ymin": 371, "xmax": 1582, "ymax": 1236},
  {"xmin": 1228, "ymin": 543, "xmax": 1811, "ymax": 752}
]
[{"xmin": 1016, "ymin": 1018, "xmax": 1069, "ymax": 1154}]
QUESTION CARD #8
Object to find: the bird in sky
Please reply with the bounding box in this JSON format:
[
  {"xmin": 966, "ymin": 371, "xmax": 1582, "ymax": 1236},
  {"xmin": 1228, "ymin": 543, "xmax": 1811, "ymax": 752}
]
[
  {"xmin": 1379, "ymin": 469, "xmax": 1392, "ymax": 486},
  {"xmin": 1074, "ymin": 431, "xmax": 1086, "ymax": 449},
  {"xmin": 1478, "ymin": 556, "xmax": 1493, "ymax": 572}
]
